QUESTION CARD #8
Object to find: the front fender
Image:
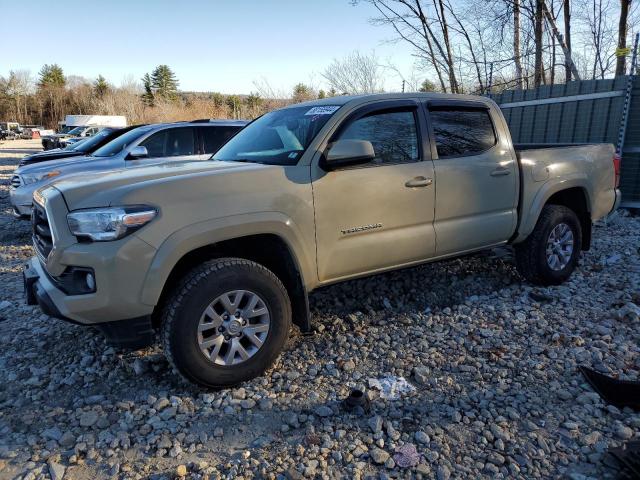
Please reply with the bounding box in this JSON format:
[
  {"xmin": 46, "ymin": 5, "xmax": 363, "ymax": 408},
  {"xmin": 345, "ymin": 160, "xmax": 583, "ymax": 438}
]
[{"xmin": 139, "ymin": 211, "xmax": 316, "ymax": 306}]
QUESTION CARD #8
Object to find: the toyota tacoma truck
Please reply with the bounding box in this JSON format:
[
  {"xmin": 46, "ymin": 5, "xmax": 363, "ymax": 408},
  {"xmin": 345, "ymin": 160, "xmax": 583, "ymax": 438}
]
[{"xmin": 23, "ymin": 93, "xmax": 621, "ymax": 388}]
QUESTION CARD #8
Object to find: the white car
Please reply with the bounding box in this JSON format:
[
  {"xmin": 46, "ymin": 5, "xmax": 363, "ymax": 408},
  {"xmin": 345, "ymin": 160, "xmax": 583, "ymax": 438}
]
[{"xmin": 11, "ymin": 120, "xmax": 247, "ymax": 217}]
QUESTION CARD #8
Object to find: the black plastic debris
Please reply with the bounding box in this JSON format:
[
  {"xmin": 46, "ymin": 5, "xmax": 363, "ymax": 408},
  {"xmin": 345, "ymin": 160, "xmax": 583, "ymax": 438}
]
[
  {"xmin": 342, "ymin": 389, "xmax": 370, "ymax": 414},
  {"xmin": 580, "ymin": 366, "xmax": 640, "ymax": 411},
  {"xmin": 606, "ymin": 441, "xmax": 640, "ymax": 479}
]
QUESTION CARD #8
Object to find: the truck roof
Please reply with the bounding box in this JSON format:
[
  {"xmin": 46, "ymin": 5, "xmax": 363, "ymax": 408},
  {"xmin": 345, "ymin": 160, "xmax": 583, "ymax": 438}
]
[{"xmin": 285, "ymin": 92, "xmax": 496, "ymax": 109}]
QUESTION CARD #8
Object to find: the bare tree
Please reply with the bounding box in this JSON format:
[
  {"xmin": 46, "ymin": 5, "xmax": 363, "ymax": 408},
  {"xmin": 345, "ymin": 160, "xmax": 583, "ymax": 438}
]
[
  {"xmin": 514, "ymin": 0, "xmax": 525, "ymax": 87},
  {"xmin": 616, "ymin": 0, "xmax": 632, "ymax": 75},
  {"xmin": 321, "ymin": 51, "xmax": 384, "ymax": 93},
  {"xmin": 564, "ymin": 0, "xmax": 573, "ymax": 80}
]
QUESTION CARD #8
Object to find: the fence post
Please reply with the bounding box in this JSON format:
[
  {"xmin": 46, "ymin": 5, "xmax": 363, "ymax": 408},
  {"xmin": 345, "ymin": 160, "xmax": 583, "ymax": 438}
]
[{"xmin": 616, "ymin": 32, "xmax": 640, "ymax": 157}]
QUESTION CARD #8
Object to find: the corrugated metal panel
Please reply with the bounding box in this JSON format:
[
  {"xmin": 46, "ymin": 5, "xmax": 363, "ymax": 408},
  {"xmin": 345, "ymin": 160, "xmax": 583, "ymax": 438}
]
[{"xmin": 490, "ymin": 76, "xmax": 640, "ymax": 204}]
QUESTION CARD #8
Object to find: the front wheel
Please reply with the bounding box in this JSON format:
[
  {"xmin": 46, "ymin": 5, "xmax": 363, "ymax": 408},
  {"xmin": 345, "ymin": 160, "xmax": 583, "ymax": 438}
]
[
  {"xmin": 515, "ymin": 205, "xmax": 582, "ymax": 286},
  {"xmin": 161, "ymin": 258, "xmax": 291, "ymax": 388}
]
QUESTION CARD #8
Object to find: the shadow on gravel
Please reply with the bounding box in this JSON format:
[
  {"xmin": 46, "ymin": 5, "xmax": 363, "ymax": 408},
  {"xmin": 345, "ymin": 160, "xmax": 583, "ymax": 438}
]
[{"xmin": 309, "ymin": 248, "xmax": 519, "ymax": 317}]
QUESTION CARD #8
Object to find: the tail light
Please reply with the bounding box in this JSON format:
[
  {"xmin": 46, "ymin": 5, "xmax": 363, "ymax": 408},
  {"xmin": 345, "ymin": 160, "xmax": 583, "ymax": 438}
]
[{"xmin": 613, "ymin": 153, "xmax": 621, "ymax": 188}]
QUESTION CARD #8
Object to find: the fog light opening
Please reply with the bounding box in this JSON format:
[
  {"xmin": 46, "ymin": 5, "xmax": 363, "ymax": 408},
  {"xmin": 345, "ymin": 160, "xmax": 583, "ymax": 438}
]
[{"xmin": 85, "ymin": 273, "xmax": 95, "ymax": 291}]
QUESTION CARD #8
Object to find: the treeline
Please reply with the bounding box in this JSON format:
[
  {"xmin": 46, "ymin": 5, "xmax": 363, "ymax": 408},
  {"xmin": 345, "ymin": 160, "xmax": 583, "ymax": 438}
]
[
  {"xmin": 357, "ymin": 0, "xmax": 638, "ymax": 93},
  {"xmin": 0, "ymin": 64, "xmax": 339, "ymax": 128}
]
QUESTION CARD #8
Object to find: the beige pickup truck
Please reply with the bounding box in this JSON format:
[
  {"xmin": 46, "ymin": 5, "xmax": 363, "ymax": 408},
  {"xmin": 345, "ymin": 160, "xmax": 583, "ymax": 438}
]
[{"xmin": 24, "ymin": 93, "xmax": 621, "ymax": 387}]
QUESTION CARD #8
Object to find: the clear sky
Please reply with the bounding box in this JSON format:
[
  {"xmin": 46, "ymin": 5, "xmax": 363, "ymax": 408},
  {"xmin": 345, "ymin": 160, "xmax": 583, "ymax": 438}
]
[{"xmin": 1, "ymin": 0, "xmax": 417, "ymax": 94}]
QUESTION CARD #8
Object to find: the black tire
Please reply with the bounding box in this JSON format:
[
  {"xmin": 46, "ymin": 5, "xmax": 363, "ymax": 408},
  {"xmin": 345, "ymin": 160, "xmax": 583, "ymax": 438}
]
[
  {"xmin": 161, "ymin": 258, "xmax": 291, "ymax": 388},
  {"xmin": 515, "ymin": 205, "xmax": 582, "ymax": 286}
]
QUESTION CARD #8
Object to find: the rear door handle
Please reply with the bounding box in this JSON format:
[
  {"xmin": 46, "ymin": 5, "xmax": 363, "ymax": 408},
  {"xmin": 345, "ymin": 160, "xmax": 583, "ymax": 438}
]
[
  {"xmin": 490, "ymin": 167, "xmax": 511, "ymax": 177},
  {"xmin": 405, "ymin": 176, "xmax": 433, "ymax": 188}
]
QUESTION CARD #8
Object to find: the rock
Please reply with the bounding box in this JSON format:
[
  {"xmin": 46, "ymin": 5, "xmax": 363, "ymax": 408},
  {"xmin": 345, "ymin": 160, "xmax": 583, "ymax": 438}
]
[
  {"xmin": 368, "ymin": 415, "xmax": 383, "ymax": 433},
  {"xmin": 48, "ymin": 460, "xmax": 65, "ymax": 480},
  {"xmin": 175, "ymin": 464, "xmax": 188, "ymax": 477},
  {"xmin": 315, "ymin": 406, "xmax": 333, "ymax": 417},
  {"xmin": 342, "ymin": 360, "xmax": 356, "ymax": 371},
  {"xmin": 79, "ymin": 411, "xmax": 99, "ymax": 427},
  {"xmin": 413, "ymin": 366, "xmax": 430, "ymax": 385},
  {"xmin": 414, "ymin": 431, "xmax": 430, "ymax": 444},
  {"xmin": 369, "ymin": 448, "xmax": 390, "ymax": 464},
  {"xmin": 615, "ymin": 424, "xmax": 634, "ymax": 440}
]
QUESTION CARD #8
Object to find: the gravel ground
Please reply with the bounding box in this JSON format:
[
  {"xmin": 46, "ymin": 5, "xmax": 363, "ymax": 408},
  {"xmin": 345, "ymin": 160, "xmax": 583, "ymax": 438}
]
[{"xmin": 0, "ymin": 139, "xmax": 639, "ymax": 480}]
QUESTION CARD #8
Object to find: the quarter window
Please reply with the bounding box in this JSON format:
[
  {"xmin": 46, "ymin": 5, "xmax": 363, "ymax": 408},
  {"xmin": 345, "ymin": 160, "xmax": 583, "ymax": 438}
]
[
  {"xmin": 337, "ymin": 110, "xmax": 419, "ymax": 165},
  {"xmin": 429, "ymin": 108, "xmax": 496, "ymax": 158}
]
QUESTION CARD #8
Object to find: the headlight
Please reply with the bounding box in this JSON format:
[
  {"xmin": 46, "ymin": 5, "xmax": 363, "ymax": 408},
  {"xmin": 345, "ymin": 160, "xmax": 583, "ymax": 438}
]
[
  {"xmin": 21, "ymin": 170, "xmax": 61, "ymax": 185},
  {"xmin": 67, "ymin": 206, "xmax": 157, "ymax": 241}
]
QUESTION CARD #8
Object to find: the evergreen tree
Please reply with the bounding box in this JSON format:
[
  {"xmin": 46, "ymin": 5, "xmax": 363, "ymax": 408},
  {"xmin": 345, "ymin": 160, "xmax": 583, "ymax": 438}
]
[
  {"xmin": 38, "ymin": 64, "xmax": 65, "ymax": 88},
  {"xmin": 141, "ymin": 73, "xmax": 154, "ymax": 106},
  {"xmin": 318, "ymin": 89, "xmax": 326, "ymax": 99},
  {"xmin": 150, "ymin": 65, "xmax": 179, "ymax": 100},
  {"xmin": 419, "ymin": 79, "xmax": 436, "ymax": 92},
  {"xmin": 210, "ymin": 92, "xmax": 225, "ymax": 108},
  {"xmin": 226, "ymin": 95, "xmax": 242, "ymax": 118},
  {"xmin": 93, "ymin": 75, "xmax": 109, "ymax": 97},
  {"xmin": 292, "ymin": 83, "xmax": 314, "ymax": 103}
]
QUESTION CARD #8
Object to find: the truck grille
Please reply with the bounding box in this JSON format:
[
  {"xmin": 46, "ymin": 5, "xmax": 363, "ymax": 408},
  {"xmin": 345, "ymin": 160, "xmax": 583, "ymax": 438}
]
[
  {"xmin": 32, "ymin": 203, "xmax": 53, "ymax": 259},
  {"xmin": 10, "ymin": 175, "xmax": 22, "ymax": 188}
]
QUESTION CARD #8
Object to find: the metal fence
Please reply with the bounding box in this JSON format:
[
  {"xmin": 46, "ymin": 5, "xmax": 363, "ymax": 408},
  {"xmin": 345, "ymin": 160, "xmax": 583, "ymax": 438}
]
[{"xmin": 489, "ymin": 76, "xmax": 640, "ymax": 207}]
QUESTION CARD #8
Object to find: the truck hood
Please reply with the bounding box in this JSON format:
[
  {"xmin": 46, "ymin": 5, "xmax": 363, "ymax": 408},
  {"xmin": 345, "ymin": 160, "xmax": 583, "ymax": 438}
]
[{"xmin": 52, "ymin": 160, "xmax": 266, "ymax": 208}]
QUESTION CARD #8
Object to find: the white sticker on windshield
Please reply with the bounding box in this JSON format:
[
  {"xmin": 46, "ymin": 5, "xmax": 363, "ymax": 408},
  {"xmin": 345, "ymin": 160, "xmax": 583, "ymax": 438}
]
[{"xmin": 305, "ymin": 106, "xmax": 340, "ymax": 116}]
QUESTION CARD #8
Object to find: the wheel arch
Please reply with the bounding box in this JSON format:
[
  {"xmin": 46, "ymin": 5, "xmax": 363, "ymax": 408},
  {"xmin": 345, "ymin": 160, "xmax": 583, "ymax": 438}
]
[
  {"xmin": 141, "ymin": 216, "xmax": 315, "ymax": 333},
  {"xmin": 516, "ymin": 178, "xmax": 592, "ymax": 249}
]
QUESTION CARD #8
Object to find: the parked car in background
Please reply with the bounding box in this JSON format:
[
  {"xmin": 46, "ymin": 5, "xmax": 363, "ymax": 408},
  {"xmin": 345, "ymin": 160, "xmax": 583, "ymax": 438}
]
[
  {"xmin": 20, "ymin": 93, "xmax": 620, "ymax": 387},
  {"xmin": 11, "ymin": 120, "xmax": 246, "ymax": 217},
  {"xmin": 42, "ymin": 115, "xmax": 128, "ymax": 150},
  {"xmin": 19, "ymin": 126, "xmax": 143, "ymax": 167},
  {"xmin": 0, "ymin": 122, "xmax": 22, "ymax": 140}
]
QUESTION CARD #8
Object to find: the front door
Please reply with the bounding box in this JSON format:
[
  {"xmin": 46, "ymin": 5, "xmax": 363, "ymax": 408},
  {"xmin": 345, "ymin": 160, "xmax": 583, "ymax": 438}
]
[
  {"xmin": 426, "ymin": 104, "xmax": 518, "ymax": 255},
  {"xmin": 129, "ymin": 126, "xmax": 200, "ymax": 167},
  {"xmin": 312, "ymin": 103, "xmax": 436, "ymax": 283}
]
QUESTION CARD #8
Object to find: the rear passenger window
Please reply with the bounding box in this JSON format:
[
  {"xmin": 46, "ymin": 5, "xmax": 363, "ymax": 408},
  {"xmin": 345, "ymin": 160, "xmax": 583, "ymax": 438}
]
[
  {"xmin": 429, "ymin": 108, "xmax": 496, "ymax": 158},
  {"xmin": 165, "ymin": 128, "xmax": 195, "ymax": 156},
  {"xmin": 337, "ymin": 110, "xmax": 419, "ymax": 165},
  {"xmin": 200, "ymin": 127, "xmax": 240, "ymax": 154}
]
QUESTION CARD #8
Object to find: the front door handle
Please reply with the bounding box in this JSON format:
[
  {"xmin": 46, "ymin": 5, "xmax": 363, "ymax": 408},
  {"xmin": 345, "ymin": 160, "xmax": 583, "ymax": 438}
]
[
  {"xmin": 405, "ymin": 176, "xmax": 433, "ymax": 188},
  {"xmin": 491, "ymin": 167, "xmax": 511, "ymax": 177}
]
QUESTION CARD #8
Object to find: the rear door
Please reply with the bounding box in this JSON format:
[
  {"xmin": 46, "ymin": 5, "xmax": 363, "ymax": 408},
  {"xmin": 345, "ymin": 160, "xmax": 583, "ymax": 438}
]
[
  {"xmin": 312, "ymin": 100, "xmax": 436, "ymax": 282},
  {"xmin": 425, "ymin": 101, "xmax": 517, "ymax": 255}
]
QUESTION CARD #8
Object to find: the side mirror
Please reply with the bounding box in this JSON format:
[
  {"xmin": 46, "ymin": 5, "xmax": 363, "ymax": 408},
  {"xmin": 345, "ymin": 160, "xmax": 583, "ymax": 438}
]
[
  {"xmin": 323, "ymin": 139, "xmax": 375, "ymax": 170},
  {"xmin": 128, "ymin": 146, "xmax": 149, "ymax": 159}
]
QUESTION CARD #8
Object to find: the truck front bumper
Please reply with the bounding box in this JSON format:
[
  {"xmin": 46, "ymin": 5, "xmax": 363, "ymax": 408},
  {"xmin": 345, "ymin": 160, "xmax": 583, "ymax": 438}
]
[
  {"xmin": 24, "ymin": 235, "xmax": 158, "ymax": 350},
  {"xmin": 24, "ymin": 258, "xmax": 155, "ymax": 349}
]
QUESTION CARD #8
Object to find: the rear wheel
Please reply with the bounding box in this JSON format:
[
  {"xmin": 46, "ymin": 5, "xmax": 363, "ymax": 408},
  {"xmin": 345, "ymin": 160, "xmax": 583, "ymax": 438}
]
[
  {"xmin": 162, "ymin": 258, "xmax": 291, "ymax": 388},
  {"xmin": 515, "ymin": 205, "xmax": 582, "ymax": 286}
]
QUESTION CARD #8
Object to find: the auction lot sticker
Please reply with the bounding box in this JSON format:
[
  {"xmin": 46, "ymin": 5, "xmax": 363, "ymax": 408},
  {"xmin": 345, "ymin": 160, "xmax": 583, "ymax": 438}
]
[{"xmin": 305, "ymin": 106, "xmax": 340, "ymax": 115}]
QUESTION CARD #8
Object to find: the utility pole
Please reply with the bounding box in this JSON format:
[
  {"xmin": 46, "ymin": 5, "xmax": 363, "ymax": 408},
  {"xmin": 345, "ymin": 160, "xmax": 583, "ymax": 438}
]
[{"xmin": 402, "ymin": 80, "xmax": 405, "ymax": 93}]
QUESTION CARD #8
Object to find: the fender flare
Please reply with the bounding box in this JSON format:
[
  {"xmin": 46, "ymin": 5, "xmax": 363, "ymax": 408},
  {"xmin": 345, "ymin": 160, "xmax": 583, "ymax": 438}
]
[
  {"xmin": 139, "ymin": 212, "xmax": 316, "ymax": 307},
  {"xmin": 515, "ymin": 175, "xmax": 591, "ymax": 242}
]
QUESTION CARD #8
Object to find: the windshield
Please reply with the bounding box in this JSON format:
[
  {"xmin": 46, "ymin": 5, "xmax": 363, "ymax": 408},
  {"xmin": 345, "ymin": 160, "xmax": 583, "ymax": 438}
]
[
  {"xmin": 91, "ymin": 126, "xmax": 153, "ymax": 158},
  {"xmin": 67, "ymin": 126, "xmax": 86, "ymax": 135},
  {"xmin": 212, "ymin": 105, "xmax": 341, "ymax": 166},
  {"xmin": 72, "ymin": 128, "xmax": 115, "ymax": 152}
]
